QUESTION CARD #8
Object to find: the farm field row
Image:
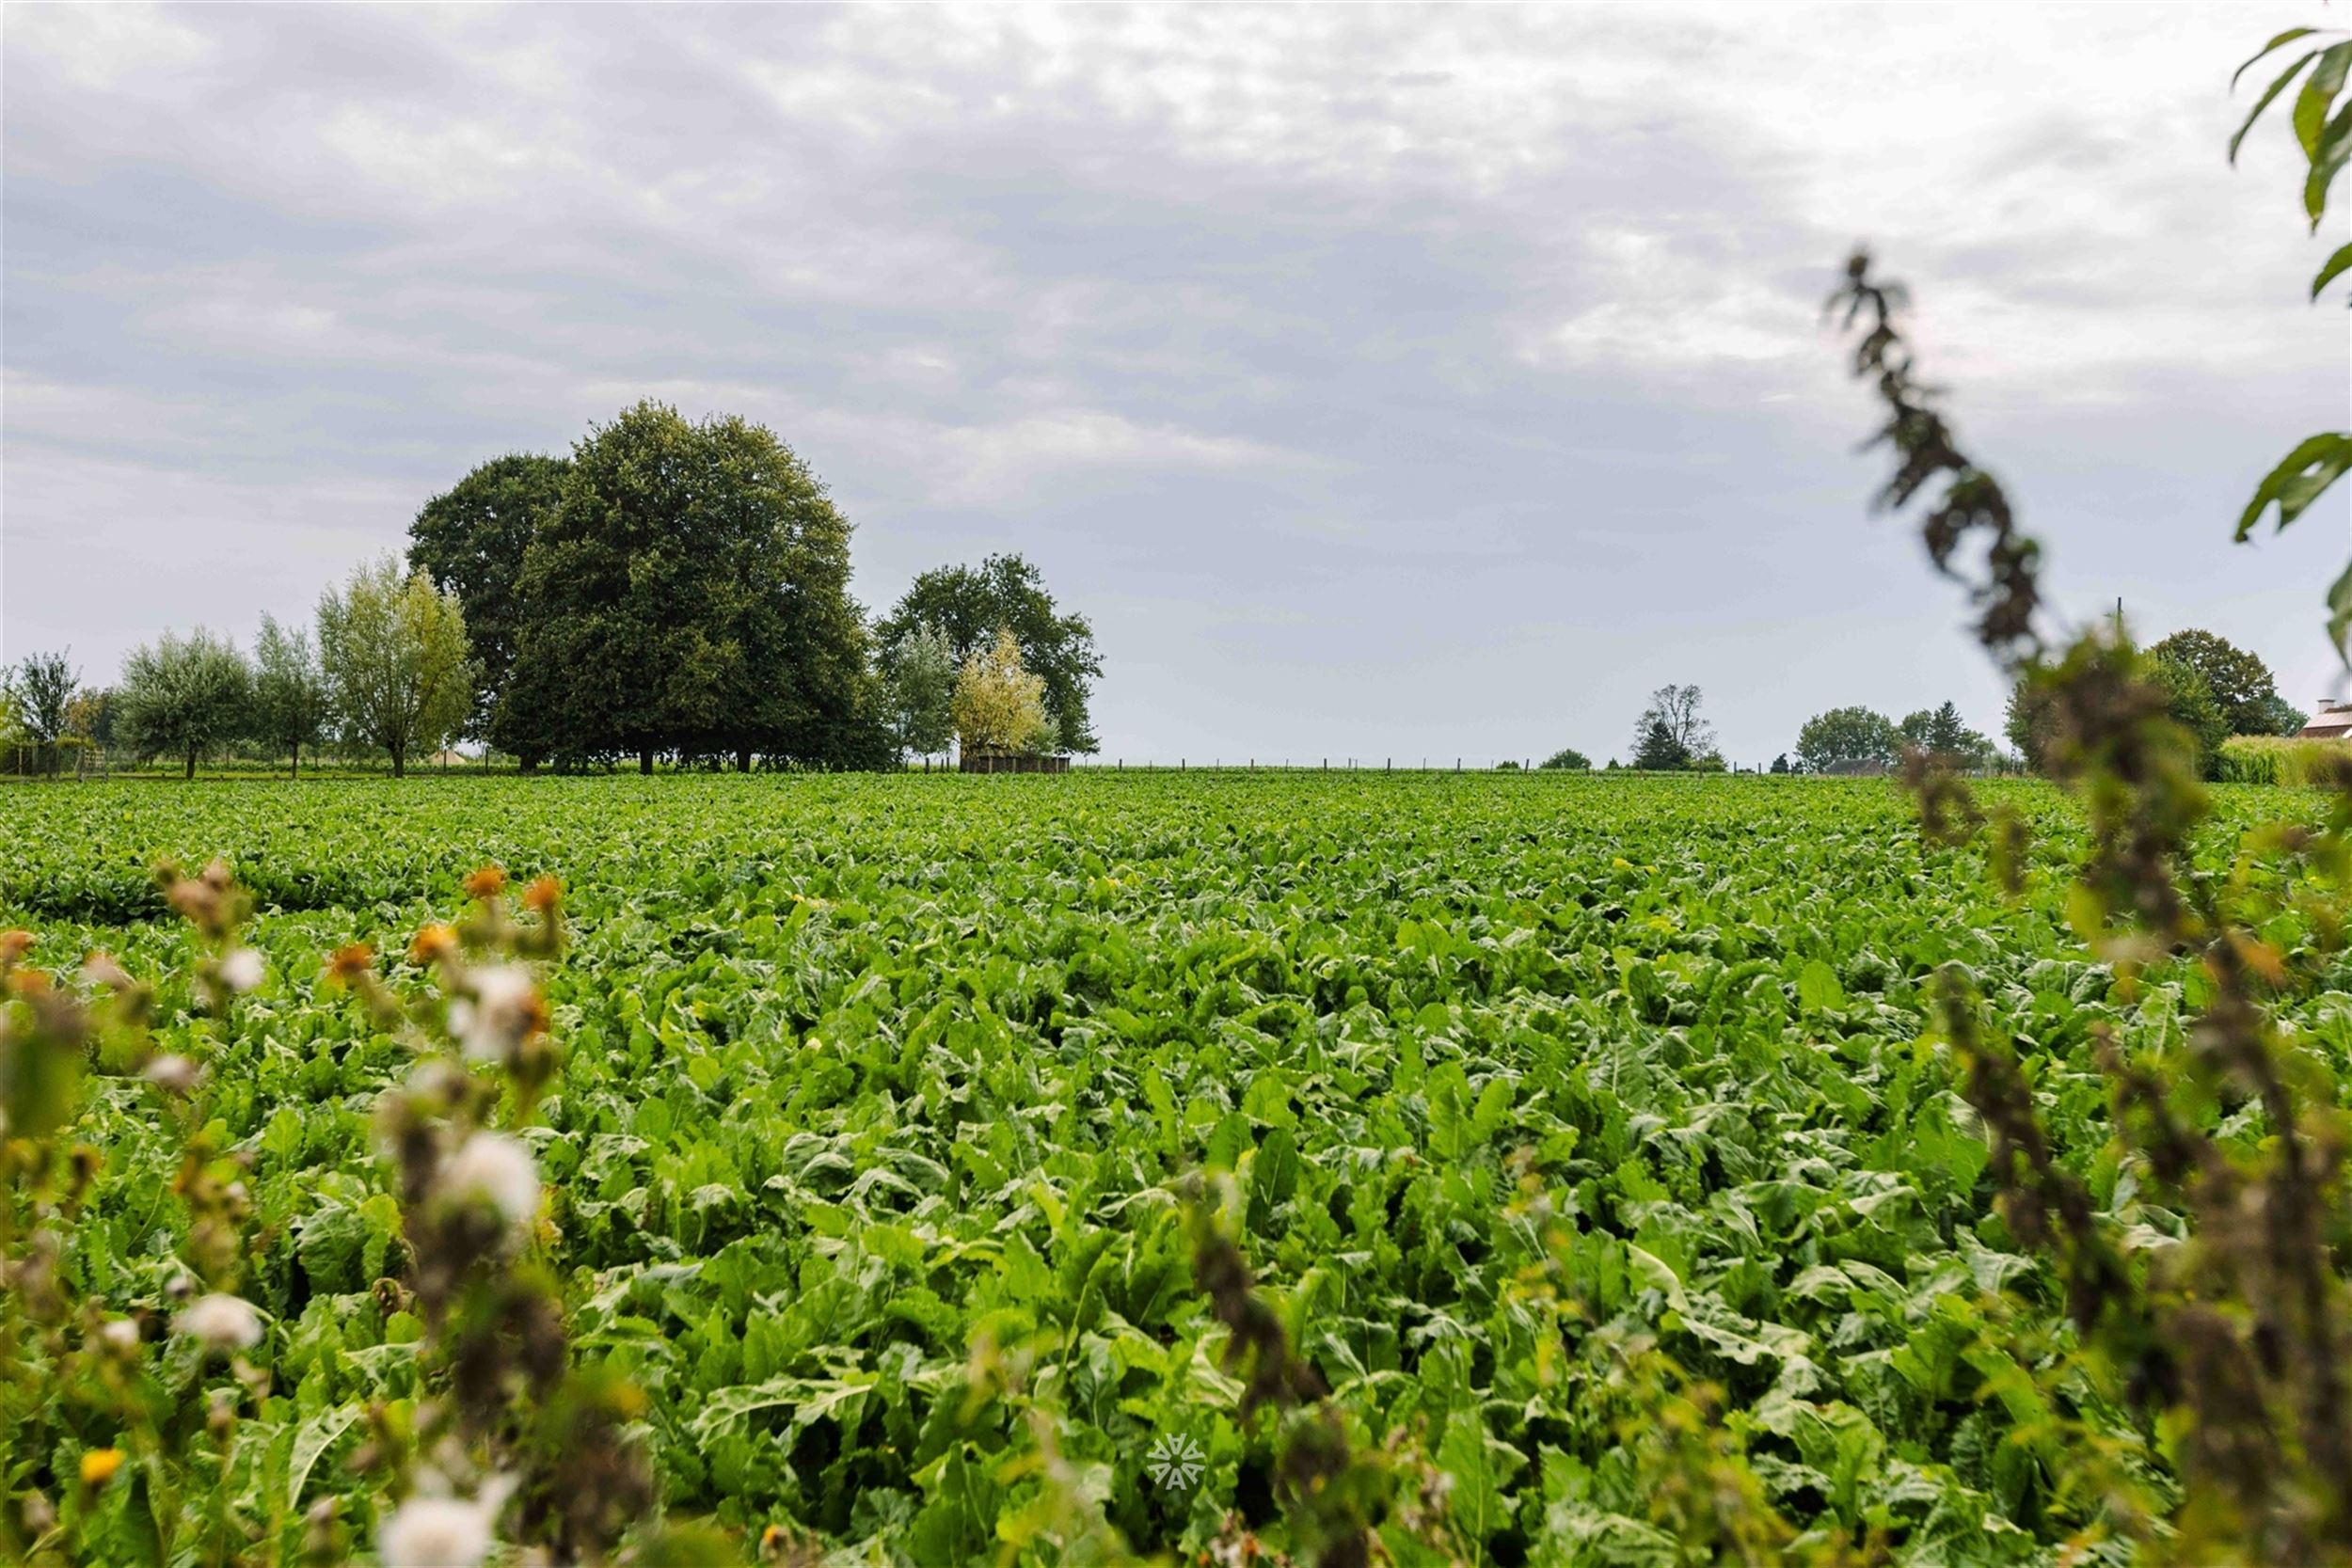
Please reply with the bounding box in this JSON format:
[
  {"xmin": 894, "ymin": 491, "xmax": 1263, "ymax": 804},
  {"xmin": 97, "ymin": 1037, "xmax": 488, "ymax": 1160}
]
[{"xmin": 3, "ymin": 774, "xmax": 2336, "ymax": 1564}]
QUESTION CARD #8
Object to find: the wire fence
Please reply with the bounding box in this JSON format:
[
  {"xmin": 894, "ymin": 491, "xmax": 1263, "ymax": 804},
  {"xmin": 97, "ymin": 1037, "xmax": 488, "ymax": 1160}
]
[
  {"xmin": 1066, "ymin": 756, "xmax": 1786, "ymax": 775},
  {"xmin": 4, "ymin": 746, "xmax": 1818, "ymax": 781}
]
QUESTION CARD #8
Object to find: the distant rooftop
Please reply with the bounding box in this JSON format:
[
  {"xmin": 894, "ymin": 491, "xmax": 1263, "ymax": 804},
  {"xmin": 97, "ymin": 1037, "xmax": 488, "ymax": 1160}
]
[{"xmin": 2298, "ymin": 700, "xmax": 2352, "ymax": 738}]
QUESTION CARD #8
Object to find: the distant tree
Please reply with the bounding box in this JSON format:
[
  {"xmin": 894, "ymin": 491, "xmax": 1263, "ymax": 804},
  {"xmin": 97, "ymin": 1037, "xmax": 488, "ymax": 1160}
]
[
  {"xmin": 1632, "ymin": 718, "xmax": 1691, "ymax": 770},
  {"xmin": 1539, "ymin": 747, "xmax": 1591, "ymax": 770},
  {"xmin": 2251, "ymin": 689, "xmax": 2312, "ymax": 736},
  {"xmin": 1769, "ymin": 752, "xmax": 1791, "ymax": 774},
  {"xmin": 504, "ymin": 402, "xmax": 879, "ymax": 772},
  {"xmin": 63, "ymin": 687, "xmax": 114, "ymax": 752},
  {"xmin": 2004, "ymin": 673, "xmax": 2055, "ymax": 771},
  {"xmin": 1796, "ymin": 705, "xmax": 1900, "ymax": 773},
  {"xmin": 1899, "ymin": 700, "xmax": 1998, "ymax": 768},
  {"xmin": 8, "ymin": 649, "xmax": 77, "ymax": 776},
  {"xmin": 1631, "ymin": 685, "xmax": 1711, "ymax": 768},
  {"xmin": 318, "ymin": 556, "xmax": 474, "ymax": 779},
  {"xmin": 252, "ymin": 614, "xmax": 331, "ymax": 777},
  {"xmin": 2010, "ymin": 655, "xmax": 2233, "ymax": 778},
  {"xmin": 117, "ymin": 630, "xmax": 251, "ymax": 779},
  {"xmin": 2150, "ymin": 654, "xmax": 2232, "ymax": 777},
  {"xmin": 2147, "ymin": 628, "xmax": 2282, "ymax": 736},
  {"xmin": 877, "ymin": 554, "xmax": 1102, "ymax": 753},
  {"xmin": 407, "ymin": 452, "xmax": 570, "ymax": 736},
  {"xmin": 886, "ymin": 623, "xmax": 958, "ymax": 764},
  {"xmin": 1691, "ymin": 751, "xmax": 1727, "ymax": 772},
  {"xmin": 1495, "ymin": 759, "xmax": 1522, "ymax": 770},
  {"xmin": 952, "ymin": 626, "xmax": 1050, "ymax": 755}
]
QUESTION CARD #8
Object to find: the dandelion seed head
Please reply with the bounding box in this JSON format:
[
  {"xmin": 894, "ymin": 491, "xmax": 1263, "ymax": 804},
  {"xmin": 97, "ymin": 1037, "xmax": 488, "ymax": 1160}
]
[
  {"xmin": 218, "ymin": 947, "xmax": 264, "ymax": 994},
  {"xmin": 173, "ymin": 1292, "xmax": 262, "ymax": 1353},
  {"xmin": 440, "ymin": 1132, "xmax": 540, "ymax": 1236}
]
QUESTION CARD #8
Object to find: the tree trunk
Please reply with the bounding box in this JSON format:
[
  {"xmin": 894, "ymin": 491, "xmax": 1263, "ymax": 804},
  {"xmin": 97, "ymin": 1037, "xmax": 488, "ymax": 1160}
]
[
  {"xmin": 639, "ymin": 746, "xmax": 654, "ymax": 775},
  {"xmin": 391, "ymin": 746, "xmax": 405, "ymax": 779},
  {"xmin": 736, "ymin": 748, "xmax": 752, "ymax": 772},
  {"xmin": 184, "ymin": 747, "xmax": 197, "ymax": 780},
  {"xmin": 519, "ymin": 753, "xmax": 539, "ymax": 776},
  {"xmin": 291, "ymin": 743, "xmax": 300, "ymax": 781}
]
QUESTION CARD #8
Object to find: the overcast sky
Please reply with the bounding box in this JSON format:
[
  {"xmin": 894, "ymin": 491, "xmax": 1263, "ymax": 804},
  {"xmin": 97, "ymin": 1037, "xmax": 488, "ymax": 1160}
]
[{"xmin": 5, "ymin": 3, "xmax": 2347, "ymax": 766}]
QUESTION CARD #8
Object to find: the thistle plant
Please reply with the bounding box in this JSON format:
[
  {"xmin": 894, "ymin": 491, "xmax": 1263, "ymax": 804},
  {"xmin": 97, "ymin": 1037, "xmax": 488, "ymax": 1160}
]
[
  {"xmin": 2, "ymin": 860, "xmax": 285, "ymax": 1565},
  {"xmin": 0, "ymin": 860, "xmax": 706, "ymax": 1566},
  {"xmin": 335, "ymin": 864, "xmax": 675, "ymax": 1567}
]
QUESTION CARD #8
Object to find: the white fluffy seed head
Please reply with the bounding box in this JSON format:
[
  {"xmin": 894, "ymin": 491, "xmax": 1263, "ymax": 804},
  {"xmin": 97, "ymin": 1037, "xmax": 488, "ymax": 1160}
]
[
  {"xmin": 173, "ymin": 1292, "xmax": 262, "ymax": 1352},
  {"xmin": 452, "ymin": 964, "xmax": 541, "ymax": 1063},
  {"xmin": 376, "ymin": 1494, "xmax": 495, "ymax": 1568},
  {"xmin": 439, "ymin": 1132, "xmax": 540, "ymax": 1238},
  {"xmin": 218, "ymin": 947, "xmax": 265, "ymax": 994},
  {"xmin": 144, "ymin": 1054, "xmax": 201, "ymax": 1093}
]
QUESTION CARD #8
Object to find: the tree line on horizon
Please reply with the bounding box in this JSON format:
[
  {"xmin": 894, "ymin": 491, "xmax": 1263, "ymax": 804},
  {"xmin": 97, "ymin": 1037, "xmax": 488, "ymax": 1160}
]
[
  {"xmin": 1, "ymin": 402, "xmax": 1103, "ymax": 778},
  {"xmin": 1519, "ymin": 627, "xmax": 2312, "ymax": 777}
]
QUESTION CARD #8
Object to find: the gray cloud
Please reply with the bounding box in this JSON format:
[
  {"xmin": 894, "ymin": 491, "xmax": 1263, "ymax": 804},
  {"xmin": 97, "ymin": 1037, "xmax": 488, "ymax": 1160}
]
[{"xmin": 6, "ymin": 2, "xmax": 2346, "ymax": 765}]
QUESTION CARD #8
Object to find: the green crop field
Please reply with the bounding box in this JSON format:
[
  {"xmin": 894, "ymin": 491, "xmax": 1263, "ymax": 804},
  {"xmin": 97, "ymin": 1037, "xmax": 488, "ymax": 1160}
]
[{"xmin": 2, "ymin": 774, "xmax": 2338, "ymax": 1564}]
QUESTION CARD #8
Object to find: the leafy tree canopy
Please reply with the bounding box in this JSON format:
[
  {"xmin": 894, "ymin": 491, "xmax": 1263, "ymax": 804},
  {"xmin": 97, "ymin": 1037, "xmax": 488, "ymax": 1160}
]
[
  {"xmin": 2146, "ymin": 628, "xmax": 2284, "ymax": 736},
  {"xmin": 408, "ymin": 452, "xmax": 570, "ymax": 735},
  {"xmin": 1540, "ymin": 747, "xmax": 1590, "ymax": 770},
  {"xmin": 877, "ymin": 554, "xmax": 1101, "ymax": 754},
  {"xmin": 2250, "ymin": 689, "xmax": 2312, "ymax": 736},
  {"xmin": 2150, "ymin": 654, "xmax": 2233, "ymax": 777},
  {"xmin": 1796, "ymin": 705, "xmax": 1900, "ymax": 773},
  {"xmin": 318, "ymin": 556, "xmax": 474, "ymax": 779},
  {"xmin": 8, "ymin": 650, "xmax": 78, "ymax": 775},
  {"xmin": 504, "ymin": 402, "xmax": 882, "ymax": 772},
  {"xmin": 63, "ymin": 687, "xmax": 114, "ymax": 750},
  {"xmin": 252, "ymin": 614, "xmax": 331, "ymax": 777},
  {"xmin": 952, "ymin": 626, "xmax": 1051, "ymax": 755},
  {"xmin": 116, "ymin": 629, "xmax": 250, "ymax": 779},
  {"xmin": 1899, "ymin": 700, "xmax": 2000, "ymax": 768},
  {"xmin": 886, "ymin": 623, "xmax": 958, "ymax": 762},
  {"xmin": 2010, "ymin": 652, "xmax": 2233, "ymax": 780},
  {"xmin": 1632, "ymin": 719, "xmax": 1691, "ymax": 771}
]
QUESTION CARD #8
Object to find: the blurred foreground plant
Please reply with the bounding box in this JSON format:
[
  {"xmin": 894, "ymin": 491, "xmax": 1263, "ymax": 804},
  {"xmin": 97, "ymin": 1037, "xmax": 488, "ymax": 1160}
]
[{"xmin": 1820, "ymin": 30, "xmax": 2352, "ymax": 1557}]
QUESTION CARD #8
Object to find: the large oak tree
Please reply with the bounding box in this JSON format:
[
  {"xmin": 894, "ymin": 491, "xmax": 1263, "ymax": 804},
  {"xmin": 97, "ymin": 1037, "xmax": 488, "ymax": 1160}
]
[{"xmin": 502, "ymin": 402, "xmax": 882, "ymax": 771}]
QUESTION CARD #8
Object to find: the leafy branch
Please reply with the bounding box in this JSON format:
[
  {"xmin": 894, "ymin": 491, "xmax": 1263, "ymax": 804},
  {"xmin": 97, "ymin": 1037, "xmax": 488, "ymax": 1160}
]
[
  {"xmin": 1833, "ymin": 229, "xmax": 2352, "ymax": 1560},
  {"xmin": 2230, "ymin": 24, "xmax": 2352, "ymax": 655}
]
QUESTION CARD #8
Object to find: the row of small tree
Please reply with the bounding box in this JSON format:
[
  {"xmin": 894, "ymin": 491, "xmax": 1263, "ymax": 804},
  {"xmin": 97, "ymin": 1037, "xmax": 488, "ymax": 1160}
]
[
  {"xmin": 5, "ymin": 558, "xmax": 472, "ymax": 779},
  {"xmin": 1777, "ymin": 629, "xmax": 2300, "ymax": 778}
]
